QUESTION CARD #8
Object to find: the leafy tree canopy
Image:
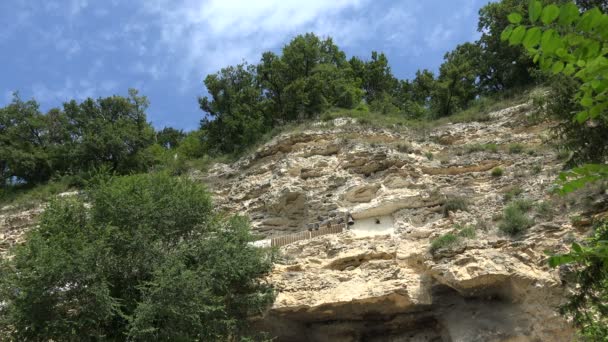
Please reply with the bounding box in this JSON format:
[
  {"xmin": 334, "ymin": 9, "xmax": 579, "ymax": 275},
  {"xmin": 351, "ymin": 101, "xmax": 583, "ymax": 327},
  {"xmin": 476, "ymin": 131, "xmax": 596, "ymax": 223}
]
[
  {"xmin": 0, "ymin": 173, "xmax": 274, "ymax": 341},
  {"xmin": 504, "ymin": 1, "xmax": 608, "ymax": 338}
]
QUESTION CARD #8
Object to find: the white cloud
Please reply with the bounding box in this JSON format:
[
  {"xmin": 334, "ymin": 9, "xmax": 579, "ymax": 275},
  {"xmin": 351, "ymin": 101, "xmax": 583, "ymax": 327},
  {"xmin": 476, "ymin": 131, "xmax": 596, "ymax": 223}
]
[
  {"xmin": 56, "ymin": 39, "xmax": 81, "ymax": 58},
  {"xmin": 425, "ymin": 25, "xmax": 454, "ymax": 50},
  {"xmin": 69, "ymin": 0, "xmax": 89, "ymax": 17},
  {"xmin": 133, "ymin": 61, "xmax": 166, "ymax": 80},
  {"xmin": 31, "ymin": 78, "xmax": 118, "ymax": 105},
  {"xmin": 140, "ymin": 0, "xmax": 368, "ymax": 82}
]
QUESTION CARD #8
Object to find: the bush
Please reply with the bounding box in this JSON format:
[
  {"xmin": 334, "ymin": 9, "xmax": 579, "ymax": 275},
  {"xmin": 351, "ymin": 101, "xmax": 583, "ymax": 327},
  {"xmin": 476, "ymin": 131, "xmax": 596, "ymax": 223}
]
[
  {"xmin": 503, "ymin": 186, "xmax": 523, "ymax": 202},
  {"xmin": 396, "ymin": 142, "xmax": 412, "ymax": 153},
  {"xmin": 465, "ymin": 143, "xmax": 498, "ymax": 154},
  {"xmin": 511, "ymin": 198, "xmax": 533, "ymax": 212},
  {"xmin": 458, "ymin": 225, "xmax": 476, "ymax": 239},
  {"xmin": 557, "ymin": 149, "xmax": 571, "ymax": 161},
  {"xmin": 536, "ymin": 201, "xmax": 554, "ymax": 220},
  {"xmin": 320, "ymin": 112, "xmax": 335, "ymax": 122},
  {"xmin": 0, "ymin": 173, "xmax": 274, "ymax": 341},
  {"xmin": 430, "ymin": 233, "xmax": 459, "ymax": 253},
  {"xmin": 499, "ymin": 201, "xmax": 534, "ymax": 236},
  {"xmin": 546, "ymin": 74, "xmax": 608, "ymax": 166},
  {"xmin": 442, "ymin": 197, "xmax": 468, "ymax": 217},
  {"xmin": 430, "ymin": 224, "xmax": 476, "ymax": 253},
  {"xmin": 551, "ymin": 221, "xmax": 608, "ymax": 339},
  {"xmin": 425, "ymin": 152, "xmax": 434, "ymax": 160},
  {"xmin": 491, "ymin": 167, "xmax": 504, "ymax": 177},
  {"xmin": 358, "ymin": 118, "xmax": 372, "ymax": 125},
  {"xmin": 508, "ymin": 143, "xmax": 524, "ymax": 154}
]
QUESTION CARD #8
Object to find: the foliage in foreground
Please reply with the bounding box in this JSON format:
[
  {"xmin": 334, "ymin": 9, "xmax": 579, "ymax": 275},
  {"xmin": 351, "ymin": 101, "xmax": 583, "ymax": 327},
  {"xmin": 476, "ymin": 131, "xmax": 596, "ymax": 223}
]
[
  {"xmin": 503, "ymin": 0, "xmax": 608, "ymax": 192},
  {"xmin": 0, "ymin": 173, "xmax": 274, "ymax": 341},
  {"xmin": 505, "ymin": 1, "xmax": 608, "ymax": 338},
  {"xmin": 549, "ymin": 221, "xmax": 608, "ymax": 340}
]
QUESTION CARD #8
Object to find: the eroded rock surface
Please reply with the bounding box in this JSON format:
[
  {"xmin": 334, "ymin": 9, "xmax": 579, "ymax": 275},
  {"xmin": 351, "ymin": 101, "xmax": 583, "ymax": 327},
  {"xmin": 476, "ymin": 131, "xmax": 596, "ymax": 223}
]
[
  {"xmin": 1, "ymin": 102, "xmax": 594, "ymax": 341},
  {"xmin": 205, "ymin": 103, "xmax": 582, "ymax": 341}
]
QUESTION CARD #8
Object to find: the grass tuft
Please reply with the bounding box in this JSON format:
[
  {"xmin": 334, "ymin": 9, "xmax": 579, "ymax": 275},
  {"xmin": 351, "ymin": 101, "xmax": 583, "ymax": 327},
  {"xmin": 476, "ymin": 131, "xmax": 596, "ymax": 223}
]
[{"xmin": 491, "ymin": 167, "xmax": 504, "ymax": 177}]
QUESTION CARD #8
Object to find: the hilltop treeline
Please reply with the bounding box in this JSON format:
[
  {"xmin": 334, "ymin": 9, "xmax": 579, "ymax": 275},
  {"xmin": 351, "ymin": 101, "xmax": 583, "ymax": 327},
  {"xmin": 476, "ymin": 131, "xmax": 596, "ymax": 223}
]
[
  {"xmin": 1, "ymin": 0, "xmax": 604, "ymax": 188},
  {"xmin": 199, "ymin": 0, "xmax": 538, "ymax": 154}
]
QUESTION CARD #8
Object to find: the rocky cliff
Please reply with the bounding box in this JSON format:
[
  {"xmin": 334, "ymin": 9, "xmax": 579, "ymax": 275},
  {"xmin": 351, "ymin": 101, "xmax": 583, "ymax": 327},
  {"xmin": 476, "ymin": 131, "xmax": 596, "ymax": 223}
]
[
  {"xmin": 202, "ymin": 103, "xmax": 589, "ymax": 341},
  {"xmin": 1, "ymin": 102, "xmax": 600, "ymax": 341}
]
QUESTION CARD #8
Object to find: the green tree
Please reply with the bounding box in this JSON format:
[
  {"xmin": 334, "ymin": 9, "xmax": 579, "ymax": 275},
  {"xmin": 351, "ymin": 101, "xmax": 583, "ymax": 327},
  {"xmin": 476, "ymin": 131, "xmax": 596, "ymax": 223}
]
[
  {"xmin": 576, "ymin": 0, "xmax": 608, "ymax": 11},
  {"xmin": 0, "ymin": 173, "xmax": 274, "ymax": 341},
  {"xmin": 156, "ymin": 127, "xmax": 185, "ymax": 149},
  {"xmin": 411, "ymin": 69, "xmax": 437, "ymax": 108},
  {"xmin": 60, "ymin": 89, "xmax": 155, "ymax": 175},
  {"xmin": 278, "ymin": 33, "xmax": 357, "ymax": 119},
  {"xmin": 0, "ymin": 94, "xmax": 51, "ymax": 185},
  {"xmin": 257, "ymin": 51, "xmax": 289, "ymax": 123},
  {"xmin": 357, "ymin": 51, "xmax": 399, "ymax": 104},
  {"xmin": 504, "ymin": 1, "xmax": 608, "ymax": 338},
  {"xmin": 545, "ymin": 74, "xmax": 608, "ymax": 166},
  {"xmin": 548, "ymin": 221, "xmax": 608, "ymax": 340},
  {"xmin": 477, "ymin": 0, "xmax": 537, "ymax": 93},
  {"xmin": 431, "ymin": 43, "xmax": 482, "ymax": 117},
  {"xmin": 199, "ymin": 63, "xmax": 266, "ymax": 154},
  {"xmin": 503, "ymin": 0, "xmax": 608, "ymax": 192}
]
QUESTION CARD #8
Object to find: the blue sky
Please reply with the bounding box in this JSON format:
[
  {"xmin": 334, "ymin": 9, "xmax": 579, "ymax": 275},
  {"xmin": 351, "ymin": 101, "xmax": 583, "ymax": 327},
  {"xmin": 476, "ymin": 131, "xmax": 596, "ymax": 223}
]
[{"xmin": 0, "ymin": 0, "xmax": 491, "ymax": 131}]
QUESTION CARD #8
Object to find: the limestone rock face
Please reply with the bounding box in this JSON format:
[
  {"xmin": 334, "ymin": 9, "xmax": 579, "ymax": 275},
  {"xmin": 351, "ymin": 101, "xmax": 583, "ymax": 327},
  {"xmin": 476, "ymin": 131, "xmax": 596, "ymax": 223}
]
[
  {"xmin": 0, "ymin": 205, "xmax": 44, "ymax": 258},
  {"xmin": 1, "ymin": 102, "xmax": 592, "ymax": 341},
  {"xmin": 205, "ymin": 103, "xmax": 581, "ymax": 341}
]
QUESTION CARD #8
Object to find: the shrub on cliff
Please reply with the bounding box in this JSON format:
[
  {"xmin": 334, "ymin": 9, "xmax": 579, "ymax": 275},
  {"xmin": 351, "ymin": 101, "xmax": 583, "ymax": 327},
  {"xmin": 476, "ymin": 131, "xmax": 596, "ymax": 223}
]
[
  {"xmin": 0, "ymin": 173, "xmax": 274, "ymax": 341},
  {"xmin": 442, "ymin": 197, "xmax": 469, "ymax": 217},
  {"xmin": 499, "ymin": 200, "xmax": 534, "ymax": 236}
]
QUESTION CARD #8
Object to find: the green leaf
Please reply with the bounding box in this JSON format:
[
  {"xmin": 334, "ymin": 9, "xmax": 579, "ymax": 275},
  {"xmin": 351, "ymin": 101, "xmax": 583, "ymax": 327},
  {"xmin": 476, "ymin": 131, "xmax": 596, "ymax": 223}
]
[
  {"xmin": 548, "ymin": 254, "xmax": 575, "ymax": 267},
  {"xmin": 539, "ymin": 55, "xmax": 550, "ymax": 70},
  {"xmin": 523, "ymin": 27, "xmax": 542, "ymax": 49},
  {"xmin": 508, "ymin": 12, "xmax": 523, "ymax": 24},
  {"xmin": 586, "ymin": 8, "xmax": 603, "ymax": 30},
  {"xmin": 529, "ymin": 0, "xmax": 543, "ymax": 24},
  {"xmin": 541, "ymin": 4, "xmax": 560, "ymax": 25},
  {"xmin": 576, "ymin": 110, "xmax": 590, "ymax": 123},
  {"xmin": 563, "ymin": 63, "xmax": 576, "ymax": 76},
  {"xmin": 552, "ymin": 61, "xmax": 564, "ymax": 74},
  {"xmin": 589, "ymin": 105, "xmax": 602, "ymax": 118},
  {"xmin": 501, "ymin": 26, "xmax": 514, "ymax": 42},
  {"xmin": 585, "ymin": 41, "xmax": 601, "ymax": 59},
  {"xmin": 559, "ymin": 3, "xmax": 580, "ymax": 26},
  {"xmin": 581, "ymin": 96, "xmax": 593, "ymax": 107},
  {"xmin": 571, "ymin": 242, "xmax": 583, "ymax": 254},
  {"xmin": 541, "ymin": 29, "xmax": 560, "ymax": 54},
  {"xmin": 577, "ymin": 10, "xmax": 597, "ymax": 32},
  {"xmin": 509, "ymin": 26, "xmax": 527, "ymax": 45}
]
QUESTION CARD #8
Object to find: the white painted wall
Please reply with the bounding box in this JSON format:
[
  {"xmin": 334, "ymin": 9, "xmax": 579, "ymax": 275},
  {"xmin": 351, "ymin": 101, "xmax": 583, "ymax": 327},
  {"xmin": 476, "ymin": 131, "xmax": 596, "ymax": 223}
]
[
  {"xmin": 251, "ymin": 239, "xmax": 271, "ymax": 248},
  {"xmin": 348, "ymin": 215, "xmax": 394, "ymax": 237}
]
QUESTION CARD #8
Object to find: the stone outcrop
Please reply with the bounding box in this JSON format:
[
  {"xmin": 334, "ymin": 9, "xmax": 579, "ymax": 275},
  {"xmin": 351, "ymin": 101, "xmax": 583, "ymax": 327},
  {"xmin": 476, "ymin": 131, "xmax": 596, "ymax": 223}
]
[
  {"xmin": 2, "ymin": 101, "xmax": 596, "ymax": 341},
  {"xmin": 0, "ymin": 205, "xmax": 44, "ymax": 258},
  {"xmin": 204, "ymin": 102, "xmax": 583, "ymax": 341}
]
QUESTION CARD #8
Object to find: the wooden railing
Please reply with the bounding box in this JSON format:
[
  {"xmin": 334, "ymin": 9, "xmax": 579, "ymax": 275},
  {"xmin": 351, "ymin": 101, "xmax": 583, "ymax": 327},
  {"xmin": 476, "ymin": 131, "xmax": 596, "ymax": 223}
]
[{"xmin": 270, "ymin": 223, "xmax": 345, "ymax": 248}]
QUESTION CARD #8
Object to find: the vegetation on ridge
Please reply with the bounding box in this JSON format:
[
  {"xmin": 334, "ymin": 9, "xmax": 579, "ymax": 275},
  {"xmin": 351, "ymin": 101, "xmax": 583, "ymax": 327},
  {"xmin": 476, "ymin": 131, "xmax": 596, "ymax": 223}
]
[
  {"xmin": 0, "ymin": 173, "xmax": 274, "ymax": 341},
  {"xmin": 504, "ymin": 1, "xmax": 608, "ymax": 339}
]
